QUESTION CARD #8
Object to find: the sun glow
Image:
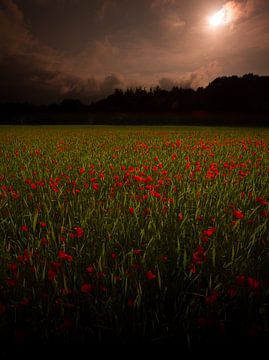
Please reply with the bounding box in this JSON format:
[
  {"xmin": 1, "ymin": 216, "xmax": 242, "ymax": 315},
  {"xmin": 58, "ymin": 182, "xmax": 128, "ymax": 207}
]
[
  {"xmin": 209, "ymin": 10, "xmax": 225, "ymax": 27},
  {"xmin": 208, "ymin": 9, "xmax": 227, "ymax": 27}
]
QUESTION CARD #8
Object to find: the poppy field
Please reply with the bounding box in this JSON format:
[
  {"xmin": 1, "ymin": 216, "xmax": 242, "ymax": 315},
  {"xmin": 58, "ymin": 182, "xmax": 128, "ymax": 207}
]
[{"xmin": 0, "ymin": 125, "xmax": 268, "ymax": 348}]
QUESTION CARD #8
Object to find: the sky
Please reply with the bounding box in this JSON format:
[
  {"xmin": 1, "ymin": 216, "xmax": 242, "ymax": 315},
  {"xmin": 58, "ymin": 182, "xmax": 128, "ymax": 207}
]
[{"xmin": 0, "ymin": 0, "xmax": 269, "ymax": 104}]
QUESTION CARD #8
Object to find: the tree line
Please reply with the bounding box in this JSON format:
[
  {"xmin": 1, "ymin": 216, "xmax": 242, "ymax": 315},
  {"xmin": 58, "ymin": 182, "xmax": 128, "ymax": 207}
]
[{"xmin": 1, "ymin": 73, "xmax": 269, "ymax": 126}]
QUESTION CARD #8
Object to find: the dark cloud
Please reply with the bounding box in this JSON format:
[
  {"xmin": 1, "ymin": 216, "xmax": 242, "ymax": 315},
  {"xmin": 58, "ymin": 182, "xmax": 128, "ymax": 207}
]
[
  {"xmin": 100, "ymin": 74, "xmax": 123, "ymax": 93},
  {"xmin": 0, "ymin": 0, "xmax": 126, "ymax": 102},
  {"xmin": 0, "ymin": 0, "xmax": 73, "ymax": 102},
  {"xmin": 0, "ymin": 0, "xmax": 269, "ymax": 103},
  {"xmin": 159, "ymin": 77, "xmax": 178, "ymax": 90},
  {"xmin": 158, "ymin": 61, "xmax": 221, "ymax": 90},
  {"xmin": 150, "ymin": 0, "xmax": 176, "ymax": 9},
  {"xmin": 96, "ymin": 0, "xmax": 118, "ymax": 21}
]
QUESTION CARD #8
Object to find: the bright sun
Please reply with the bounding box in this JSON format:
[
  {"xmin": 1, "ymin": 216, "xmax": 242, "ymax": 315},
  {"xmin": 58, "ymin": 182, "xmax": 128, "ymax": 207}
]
[{"xmin": 208, "ymin": 9, "xmax": 227, "ymax": 27}]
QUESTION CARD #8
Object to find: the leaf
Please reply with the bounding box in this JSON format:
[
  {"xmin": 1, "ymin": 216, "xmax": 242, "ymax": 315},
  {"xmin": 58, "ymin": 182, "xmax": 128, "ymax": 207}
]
[
  {"xmin": 212, "ymin": 244, "xmax": 216, "ymax": 267},
  {"xmin": 32, "ymin": 211, "xmax": 38, "ymax": 233}
]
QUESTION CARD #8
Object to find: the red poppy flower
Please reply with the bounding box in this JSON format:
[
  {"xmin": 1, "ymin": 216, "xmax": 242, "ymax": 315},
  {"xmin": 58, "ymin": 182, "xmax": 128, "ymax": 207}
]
[
  {"xmin": 41, "ymin": 237, "xmax": 48, "ymax": 245},
  {"xmin": 51, "ymin": 261, "xmax": 62, "ymax": 268},
  {"xmin": 256, "ymin": 197, "xmax": 268, "ymax": 205},
  {"xmin": 74, "ymin": 227, "xmax": 84, "ymax": 238},
  {"xmin": 47, "ymin": 269, "xmax": 57, "ymax": 281},
  {"xmin": 260, "ymin": 210, "xmax": 268, "ymax": 218},
  {"xmin": 178, "ymin": 212, "xmax": 183, "ymax": 221},
  {"xmin": 92, "ymin": 183, "xmax": 99, "ymax": 191},
  {"xmin": 99, "ymin": 285, "xmax": 107, "ymax": 292},
  {"xmin": 192, "ymin": 245, "xmax": 206, "ymax": 266},
  {"xmin": 233, "ymin": 210, "xmax": 244, "ymax": 219},
  {"xmin": 190, "ymin": 264, "xmax": 197, "ymax": 273},
  {"xmin": 81, "ymin": 283, "xmax": 92, "ymax": 294},
  {"xmin": 60, "ymin": 288, "xmax": 72, "ymax": 296},
  {"xmin": 17, "ymin": 249, "xmax": 31, "ymax": 263},
  {"xmin": 240, "ymin": 192, "xmax": 246, "ymax": 199},
  {"xmin": 151, "ymin": 191, "xmax": 161, "ymax": 199},
  {"xmin": 5, "ymin": 278, "xmax": 16, "ymax": 287},
  {"xmin": 133, "ymin": 175, "xmax": 143, "ymax": 182},
  {"xmin": 133, "ymin": 249, "xmax": 142, "ymax": 255},
  {"xmin": 247, "ymin": 277, "xmax": 260, "ymax": 290},
  {"xmin": 145, "ymin": 271, "xmax": 156, "ymax": 281},
  {"xmin": 131, "ymin": 262, "xmax": 141, "ymax": 270},
  {"xmin": 203, "ymin": 227, "xmax": 216, "ymax": 237},
  {"xmin": 235, "ymin": 275, "xmax": 245, "ymax": 286},
  {"xmin": 20, "ymin": 298, "xmax": 30, "ymax": 306},
  {"xmin": 127, "ymin": 298, "xmax": 135, "ymax": 307},
  {"xmin": 129, "ymin": 207, "xmax": 134, "ymax": 215},
  {"xmin": 7, "ymin": 263, "xmax": 18, "ymax": 273},
  {"xmin": 205, "ymin": 291, "xmax": 219, "ymax": 304},
  {"xmin": 58, "ymin": 250, "xmax": 73, "ymax": 262},
  {"xmin": 227, "ymin": 288, "xmax": 237, "ymax": 298},
  {"xmin": 20, "ymin": 225, "xmax": 29, "ymax": 232},
  {"xmin": 201, "ymin": 236, "xmax": 209, "ymax": 243},
  {"xmin": 86, "ymin": 266, "xmax": 95, "ymax": 273}
]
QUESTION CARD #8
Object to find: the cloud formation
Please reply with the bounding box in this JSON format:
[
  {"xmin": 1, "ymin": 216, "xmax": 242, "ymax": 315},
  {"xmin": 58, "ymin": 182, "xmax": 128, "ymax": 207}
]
[
  {"xmin": 0, "ymin": 0, "xmax": 75, "ymax": 101},
  {"xmin": 158, "ymin": 61, "xmax": 222, "ymax": 90},
  {"xmin": 0, "ymin": 0, "xmax": 127, "ymax": 102},
  {"xmin": 150, "ymin": 0, "xmax": 176, "ymax": 9},
  {"xmin": 0, "ymin": 0, "xmax": 268, "ymax": 103},
  {"xmin": 215, "ymin": 0, "xmax": 257, "ymax": 27}
]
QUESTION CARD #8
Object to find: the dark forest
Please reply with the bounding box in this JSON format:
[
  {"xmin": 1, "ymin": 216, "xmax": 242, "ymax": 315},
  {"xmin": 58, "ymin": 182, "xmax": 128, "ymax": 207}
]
[{"xmin": 1, "ymin": 73, "xmax": 268, "ymax": 126}]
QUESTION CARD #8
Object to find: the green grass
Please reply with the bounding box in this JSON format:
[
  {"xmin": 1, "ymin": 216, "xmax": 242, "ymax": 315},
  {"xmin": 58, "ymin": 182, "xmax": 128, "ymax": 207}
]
[{"xmin": 0, "ymin": 125, "xmax": 268, "ymax": 346}]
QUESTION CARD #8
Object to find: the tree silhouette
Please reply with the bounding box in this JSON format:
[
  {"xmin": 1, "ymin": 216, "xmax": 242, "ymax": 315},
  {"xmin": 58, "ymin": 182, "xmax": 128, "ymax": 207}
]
[{"xmin": 1, "ymin": 74, "xmax": 269, "ymax": 125}]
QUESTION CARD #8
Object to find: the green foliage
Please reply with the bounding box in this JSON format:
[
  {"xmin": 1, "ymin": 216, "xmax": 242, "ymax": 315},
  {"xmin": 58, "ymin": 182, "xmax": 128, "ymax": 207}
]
[{"xmin": 0, "ymin": 125, "xmax": 268, "ymax": 345}]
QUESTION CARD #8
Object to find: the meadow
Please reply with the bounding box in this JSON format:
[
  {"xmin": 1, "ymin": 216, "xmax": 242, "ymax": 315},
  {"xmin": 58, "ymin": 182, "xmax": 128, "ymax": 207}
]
[{"xmin": 0, "ymin": 125, "xmax": 268, "ymax": 348}]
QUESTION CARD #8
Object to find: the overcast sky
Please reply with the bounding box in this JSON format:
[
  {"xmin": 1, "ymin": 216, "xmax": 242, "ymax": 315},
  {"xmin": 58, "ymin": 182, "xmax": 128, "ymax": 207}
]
[{"xmin": 0, "ymin": 0, "xmax": 269, "ymax": 103}]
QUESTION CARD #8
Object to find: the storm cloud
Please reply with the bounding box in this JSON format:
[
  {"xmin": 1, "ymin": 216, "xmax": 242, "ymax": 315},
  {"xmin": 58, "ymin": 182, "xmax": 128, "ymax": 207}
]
[{"xmin": 0, "ymin": 0, "xmax": 269, "ymax": 103}]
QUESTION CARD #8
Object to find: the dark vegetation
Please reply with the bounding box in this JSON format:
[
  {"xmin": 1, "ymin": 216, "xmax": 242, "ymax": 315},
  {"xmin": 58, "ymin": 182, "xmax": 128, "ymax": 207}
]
[{"xmin": 1, "ymin": 73, "xmax": 269, "ymax": 126}]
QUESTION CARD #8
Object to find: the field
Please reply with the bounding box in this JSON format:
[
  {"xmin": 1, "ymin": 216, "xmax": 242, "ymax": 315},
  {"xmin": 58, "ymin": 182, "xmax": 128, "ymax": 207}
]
[{"xmin": 0, "ymin": 125, "xmax": 268, "ymax": 350}]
